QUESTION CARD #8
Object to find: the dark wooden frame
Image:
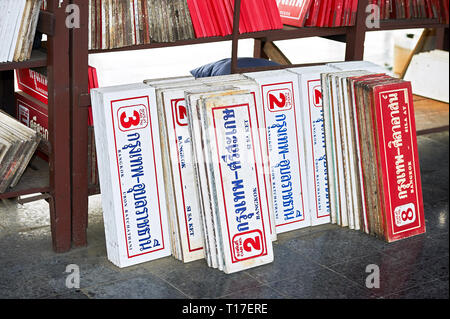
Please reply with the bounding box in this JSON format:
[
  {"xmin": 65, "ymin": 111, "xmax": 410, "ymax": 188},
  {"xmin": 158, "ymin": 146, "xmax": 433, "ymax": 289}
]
[{"xmin": 0, "ymin": 0, "xmax": 72, "ymax": 252}]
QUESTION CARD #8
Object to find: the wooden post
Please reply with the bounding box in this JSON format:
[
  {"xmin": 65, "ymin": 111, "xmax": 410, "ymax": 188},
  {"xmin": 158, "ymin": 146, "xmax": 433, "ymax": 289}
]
[
  {"xmin": 263, "ymin": 41, "xmax": 292, "ymax": 65},
  {"xmin": 345, "ymin": 0, "xmax": 367, "ymax": 61},
  {"xmin": 435, "ymin": 27, "xmax": 447, "ymax": 51},
  {"xmin": 444, "ymin": 27, "xmax": 449, "ymax": 52},
  {"xmin": 253, "ymin": 39, "xmax": 268, "ymax": 59},
  {"xmin": 231, "ymin": 0, "xmax": 242, "ymax": 74},
  {"xmin": 46, "ymin": 0, "xmax": 72, "ymax": 252},
  {"xmin": 70, "ymin": 0, "xmax": 89, "ymax": 247}
]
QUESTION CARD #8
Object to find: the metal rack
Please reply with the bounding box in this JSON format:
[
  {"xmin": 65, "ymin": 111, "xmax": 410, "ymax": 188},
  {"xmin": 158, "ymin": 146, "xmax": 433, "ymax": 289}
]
[{"xmin": 0, "ymin": 0, "xmax": 448, "ymax": 252}]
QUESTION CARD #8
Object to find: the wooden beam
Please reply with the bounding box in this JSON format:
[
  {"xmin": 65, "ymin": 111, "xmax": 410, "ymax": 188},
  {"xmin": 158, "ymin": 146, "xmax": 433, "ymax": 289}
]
[
  {"xmin": 253, "ymin": 39, "xmax": 267, "ymax": 59},
  {"xmin": 345, "ymin": 0, "xmax": 367, "ymax": 60},
  {"xmin": 263, "ymin": 41, "xmax": 292, "ymax": 65},
  {"xmin": 37, "ymin": 10, "xmax": 55, "ymax": 36},
  {"xmin": 230, "ymin": 0, "xmax": 242, "ymax": 74}
]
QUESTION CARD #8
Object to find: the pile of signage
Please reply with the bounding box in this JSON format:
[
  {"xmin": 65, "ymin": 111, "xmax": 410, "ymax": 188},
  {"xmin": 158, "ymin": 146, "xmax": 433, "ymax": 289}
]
[
  {"xmin": 0, "ymin": 110, "xmax": 40, "ymax": 193},
  {"xmin": 90, "ymin": 61, "xmax": 425, "ymax": 271}
]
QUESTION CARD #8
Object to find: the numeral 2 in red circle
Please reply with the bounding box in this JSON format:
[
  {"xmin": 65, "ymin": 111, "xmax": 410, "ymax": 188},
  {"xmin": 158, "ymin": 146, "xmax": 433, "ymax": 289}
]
[
  {"xmin": 269, "ymin": 92, "xmax": 286, "ymax": 110},
  {"xmin": 243, "ymin": 236, "xmax": 261, "ymax": 252},
  {"xmin": 232, "ymin": 230, "xmax": 264, "ymax": 261}
]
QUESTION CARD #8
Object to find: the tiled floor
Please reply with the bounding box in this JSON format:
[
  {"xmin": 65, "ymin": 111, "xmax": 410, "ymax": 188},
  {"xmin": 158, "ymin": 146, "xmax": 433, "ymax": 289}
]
[{"xmin": 0, "ymin": 129, "xmax": 447, "ymax": 299}]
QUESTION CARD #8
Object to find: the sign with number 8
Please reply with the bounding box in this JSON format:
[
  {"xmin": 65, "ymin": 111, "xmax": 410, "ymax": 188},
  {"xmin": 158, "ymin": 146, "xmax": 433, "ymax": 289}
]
[{"xmin": 394, "ymin": 203, "xmax": 416, "ymax": 227}]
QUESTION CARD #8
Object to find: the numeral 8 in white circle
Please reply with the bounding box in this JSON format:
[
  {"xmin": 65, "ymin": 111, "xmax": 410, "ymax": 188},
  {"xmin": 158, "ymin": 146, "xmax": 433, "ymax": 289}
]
[{"xmin": 394, "ymin": 203, "xmax": 416, "ymax": 227}]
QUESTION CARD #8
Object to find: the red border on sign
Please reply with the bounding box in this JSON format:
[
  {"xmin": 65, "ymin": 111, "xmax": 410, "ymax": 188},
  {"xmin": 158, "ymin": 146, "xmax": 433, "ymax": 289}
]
[
  {"xmin": 211, "ymin": 103, "xmax": 268, "ymax": 264},
  {"xmin": 261, "ymin": 81, "xmax": 306, "ymax": 227},
  {"xmin": 16, "ymin": 99, "xmax": 48, "ymax": 123},
  {"xmin": 307, "ymin": 79, "xmax": 330, "ymax": 219},
  {"xmin": 171, "ymin": 98, "xmax": 203, "ymax": 253},
  {"xmin": 17, "ymin": 71, "xmax": 48, "ymax": 104},
  {"xmin": 110, "ymin": 95, "xmax": 165, "ymax": 259},
  {"xmin": 278, "ymin": 1, "xmax": 310, "ymax": 20},
  {"xmin": 249, "ymin": 92, "xmax": 274, "ymax": 236},
  {"xmin": 375, "ymin": 87, "xmax": 423, "ymax": 237}
]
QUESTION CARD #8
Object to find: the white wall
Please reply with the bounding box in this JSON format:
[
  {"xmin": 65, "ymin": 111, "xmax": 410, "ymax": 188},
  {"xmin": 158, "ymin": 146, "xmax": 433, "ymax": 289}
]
[{"xmin": 88, "ymin": 30, "xmax": 424, "ymax": 87}]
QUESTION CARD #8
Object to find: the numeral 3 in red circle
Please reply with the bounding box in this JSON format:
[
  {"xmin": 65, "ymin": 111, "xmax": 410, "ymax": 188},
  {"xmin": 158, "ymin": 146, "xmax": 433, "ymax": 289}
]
[
  {"xmin": 117, "ymin": 104, "xmax": 149, "ymax": 132},
  {"xmin": 120, "ymin": 110, "xmax": 140, "ymax": 129}
]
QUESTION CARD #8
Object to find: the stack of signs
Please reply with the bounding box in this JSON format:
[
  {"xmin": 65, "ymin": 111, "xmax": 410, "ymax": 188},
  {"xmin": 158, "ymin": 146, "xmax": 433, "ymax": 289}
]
[
  {"xmin": 185, "ymin": 83, "xmax": 274, "ymax": 274},
  {"xmin": 323, "ymin": 60, "xmax": 388, "ymax": 229},
  {"xmin": 287, "ymin": 65, "xmax": 335, "ymax": 226},
  {"xmin": 90, "ymin": 83, "xmax": 172, "ymax": 267},
  {"xmin": 0, "ymin": 0, "xmax": 43, "ymax": 63},
  {"xmin": 321, "ymin": 69, "xmax": 372, "ymax": 229},
  {"xmin": 327, "ymin": 61, "xmax": 389, "ymax": 74},
  {"xmin": 0, "ymin": 110, "xmax": 40, "ymax": 193},
  {"xmin": 143, "ymin": 76, "xmax": 209, "ymax": 263},
  {"xmin": 184, "ymin": 85, "xmax": 235, "ymax": 270},
  {"xmin": 245, "ymin": 70, "xmax": 311, "ymax": 234},
  {"xmin": 196, "ymin": 74, "xmax": 277, "ymax": 241},
  {"xmin": 321, "ymin": 65, "xmax": 425, "ymax": 242}
]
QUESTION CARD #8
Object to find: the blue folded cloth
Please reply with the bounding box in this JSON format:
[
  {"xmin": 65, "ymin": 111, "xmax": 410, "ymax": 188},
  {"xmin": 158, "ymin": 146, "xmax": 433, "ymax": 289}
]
[{"xmin": 190, "ymin": 57, "xmax": 280, "ymax": 78}]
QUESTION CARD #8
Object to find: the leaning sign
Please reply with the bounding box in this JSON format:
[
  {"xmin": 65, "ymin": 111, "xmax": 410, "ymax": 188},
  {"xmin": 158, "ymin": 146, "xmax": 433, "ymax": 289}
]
[{"xmin": 91, "ymin": 83, "xmax": 171, "ymax": 267}]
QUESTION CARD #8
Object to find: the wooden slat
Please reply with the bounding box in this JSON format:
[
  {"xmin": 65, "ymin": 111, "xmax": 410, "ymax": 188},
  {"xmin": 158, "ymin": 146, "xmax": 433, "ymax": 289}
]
[
  {"xmin": 413, "ymin": 95, "xmax": 449, "ymax": 133},
  {"xmin": 374, "ymin": 19, "xmax": 448, "ymax": 31},
  {"xmin": 0, "ymin": 157, "xmax": 50, "ymax": 200},
  {"xmin": 417, "ymin": 125, "xmax": 449, "ymax": 135},
  {"xmin": 37, "ymin": 10, "xmax": 55, "ymax": 36},
  {"xmin": 88, "ymin": 26, "xmax": 349, "ymax": 54},
  {"xmin": 0, "ymin": 50, "xmax": 47, "ymax": 72},
  {"xmin": 263, "ymin": 41, "xmax": 292, "ymax": 65}
]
